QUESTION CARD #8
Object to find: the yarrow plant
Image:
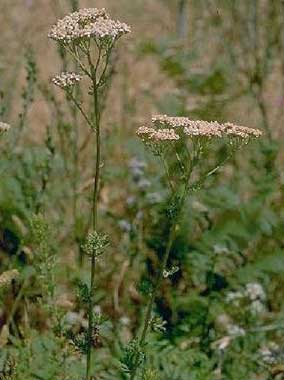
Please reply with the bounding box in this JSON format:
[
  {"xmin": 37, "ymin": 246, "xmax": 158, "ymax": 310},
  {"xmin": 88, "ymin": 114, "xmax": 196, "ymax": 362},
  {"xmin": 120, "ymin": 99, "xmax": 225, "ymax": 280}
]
[
  {"xmin": 127, "ymin": 115, "xmax": 262, "ymax": 379},
  {"xmin": 51, "ymin": 72, "xmax": 83, "ymax": 89},
  {"xmin": 48, "ymin": 8, "xmax": 130, "ymax": 380}
]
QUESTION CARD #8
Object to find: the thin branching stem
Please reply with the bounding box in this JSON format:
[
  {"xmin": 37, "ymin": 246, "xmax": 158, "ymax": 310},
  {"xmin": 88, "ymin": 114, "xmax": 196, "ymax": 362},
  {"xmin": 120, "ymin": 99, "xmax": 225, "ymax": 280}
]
[
  {"xmin": 98, "ymin": 42, "xmax": 115, "ymax": 86},
  {"xmin": 130, "ymin": 164, "xmax": 192, "ymax": 380},
  {"xmin": 65, "ymin": 45, "xmax": 92, "ymax": 79},
  {"xmin": 86, "ymin": 50, "xmax": 102, "ymax": 380},
  {"xmin": 129, "ymin": 221, "xmax": 177, "ymax": 380},
  {"xmin": 160, "ymin": 154, "xmax": 174, "ymax": 192},
  {"xmin": 69, "ymin": 92, "xmax": 94, "ymax": 130}
]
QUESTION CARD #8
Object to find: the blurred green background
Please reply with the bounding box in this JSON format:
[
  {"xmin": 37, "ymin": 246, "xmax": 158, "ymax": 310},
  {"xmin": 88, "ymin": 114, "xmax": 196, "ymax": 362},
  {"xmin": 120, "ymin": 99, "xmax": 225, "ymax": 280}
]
[{"xmin": 1, "ymin": 1, "xmax": 284, "ymax": 379}]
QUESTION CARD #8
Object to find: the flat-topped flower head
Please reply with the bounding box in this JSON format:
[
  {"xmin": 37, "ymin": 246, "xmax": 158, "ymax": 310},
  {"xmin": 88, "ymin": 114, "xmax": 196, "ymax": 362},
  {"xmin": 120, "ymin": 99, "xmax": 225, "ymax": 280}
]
[
  {"xmin": 0, "ymin": 122, "xmax": 11, "ymax": 135},
  {"xmin": 223, "ymin": 123, "xmax": 262, "ymax": 139},
  {"xmin": 137, "ymin": 126, "xmax": 155, "ymax": 138},
  {"xmin": 151, "ymin": 115, "xmax": 262, "ymax": 140},
  {"xmin": 150, "ymin": 129, "xmax": 180, "ymax": 141},
  {"xmin": 85, "ymin": 17, "xmax": 131, "ymax": 45},
  {"xmin": 184, "ymin": 121, "xmax": 223, "ymax": 138},
  {"xmin": 52, "ymin": 72, "xmax": 82, "ymax": 90},
  {"xmin": 137, "ymin": 115, "xmax": 262, "ymax": 159},
  {"xmin": 48, "ymin": 8, "xmax": 130, "ymax": 46},
  {"xmin": 137, "ymin": 126, "xmax": 179, "ymax": 141},
  {"xmin": 152, "ymin": 115, "xmax": 224, "ymax": 137},
  {"xmin": 48, "ymin": 8, "xmax": 109, "ymax": 43},
  {"xmin": 152, "ymin": 115, "xmax": 193, "ymax": 129},
  {"xmin": 137, "ymin": 126, "xmax": 179, "ymax": 156}
]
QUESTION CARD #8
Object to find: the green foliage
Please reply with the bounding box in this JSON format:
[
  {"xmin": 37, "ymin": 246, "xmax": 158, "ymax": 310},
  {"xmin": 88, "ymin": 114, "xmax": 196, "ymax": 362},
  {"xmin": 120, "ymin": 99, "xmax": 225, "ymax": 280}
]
[
  {"xmin": 0, "ymin": 331, "xmax": 84, "ymax": 380},
  {"xmin": 76, "ymin": 279, "xmax": 90, "ymax": 304},
  {"xmin": 121, "ymin": 339, "xmax": 145, "ymax": 374},
  {"xmin": 146, "ymin": 339, "xmax": 214, "ymax": 380},
  {"xmin": 18, "ymin": 47, "xmax": 37, "ymax": 133},
  {"xmin": 1, "ymin": 2, "xmax": 284, "ymax": 380},
  {"xmin": 142, "ymin": 369, "xmax": 159, "ymax": 380},
  {"xmin": 82, "ymin": 231, "xmax": 110, "ymax": 259}
]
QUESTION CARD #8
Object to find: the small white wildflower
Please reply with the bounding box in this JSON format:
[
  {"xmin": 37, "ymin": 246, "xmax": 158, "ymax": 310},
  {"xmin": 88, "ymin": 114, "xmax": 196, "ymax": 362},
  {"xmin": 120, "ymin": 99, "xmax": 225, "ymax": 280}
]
[
  {"xmin": 93, "ymin": 305, "xmax": 102, "ymax": 315},
  {"xmin": 0, "ymin": 122, "xmax": 11, "ymax": 135},
  {"xmin": 129, "ymin": 158, "xmax": 147, "ymax": 170},
  {"xmin": 163, "ymin": 266, "xmax": 179, "ymax": 278},
  {"xmin": 225, "ymin": 290, "xmax": 244, "ymax": 304},
  {"xmin": 52, "ymin": 72, "xmax": 82, "ymax": 89},
  {"xmin": 260, "ymin": 348, "xmax": 276, "ymax": 364},
  {"xmin": 213, "ymin": 244, "xmax": 229, "ymax": 255},
  {"xmin": 136, "ymin": 211, "xmax": 144, "ymax": 220},
  {"xmin": 64, "ymin": 311, "xmax": 81, "ymax": 326},
  {"xmin": 259, "ymin": 343, "xmax": 280, "ymax": 365},
  {"xmin": 120, "ymin": 316, "xmax": 130, "ymax": 326},
  {"xmin": 118, "ymin": 220, "xmax": 132, "ymax": 233},
  {"xmin": 126, "ymin": 196, "xmax": 136, "ymax": 207},
  {"xmin": 215, "ymin": 314, "xmax": 231, "ymax": 330},
  {"xmin": 131, "ymin": 167, "xmax": 144, "ymax": 179},
  {"xmin": 129, "ymin": 158, "xmax": 146, "ymax": 179},
  {"xmin": 250, "ymin": 300, "xmax": 266, "ymax": 315},
  {"xmin": 137, "ymin": 179, "xmax": 151, "ymax": 190},
  {"xmin": 245, "ymin": 283, "xmax": 266, "ymax": 301},
  {"xmin": 227, "ymin": 324, "xmax": 246, "ymax": 337}
]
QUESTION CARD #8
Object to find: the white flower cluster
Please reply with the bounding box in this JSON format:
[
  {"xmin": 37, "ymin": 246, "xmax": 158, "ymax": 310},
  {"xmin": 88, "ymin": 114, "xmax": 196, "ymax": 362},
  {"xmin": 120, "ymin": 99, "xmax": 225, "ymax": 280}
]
[
  {"xmin": 151, "ymin": 115, "xmax": 262, "ymax": 139},
  {"xmin": 0, "ymin": 122, "xmax": 11, "ymax": 135},
  {"xmin": 48, "ymin": 8, "xmax": 131, "ymax": 45},
  {"xmin": 259, "ymin": 343, "xmax": 283, "ymax": 365},
  {"xmin": 245, "ymin": 282, "xmax": 266, "ymax": 301},
  {"xmin": 225, "ymin": 290, "xmax": 244, "ymax": 305},
  {"xmin": 52, "ymin": 72, "xmax": 82, "ymax": 89},
  {"xmin": 225, "ymin": 122, "xmax": 262, "ymax": 139},
  {"xmin": 226, "ymin": 282, "xmax": 266, "ymax": 315},
  {"xmin": 227, "ymin": 324, "xmax": 246, "ymax": 337},
  {"xmin": 213, "ymin": 314, "xmax": 246, "ymax": 352},
  {"xmin": 137, "ymin": 126, "xmax": 180, "ymax": 142}
]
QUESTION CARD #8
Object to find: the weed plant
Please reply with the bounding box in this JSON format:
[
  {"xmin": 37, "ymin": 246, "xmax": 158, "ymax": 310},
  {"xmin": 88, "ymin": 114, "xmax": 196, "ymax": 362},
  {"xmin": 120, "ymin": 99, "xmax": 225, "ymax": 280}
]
[{"xmin": 0, "ymin": 2, "xmax": 284, "ymax": 380}]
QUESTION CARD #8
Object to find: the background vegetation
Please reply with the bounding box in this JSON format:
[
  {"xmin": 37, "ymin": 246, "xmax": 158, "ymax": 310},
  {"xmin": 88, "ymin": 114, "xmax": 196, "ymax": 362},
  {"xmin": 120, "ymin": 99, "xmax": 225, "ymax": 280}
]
[{"xmin": 0, "ymin": 1, "xmax": 284, "ymax": 379}]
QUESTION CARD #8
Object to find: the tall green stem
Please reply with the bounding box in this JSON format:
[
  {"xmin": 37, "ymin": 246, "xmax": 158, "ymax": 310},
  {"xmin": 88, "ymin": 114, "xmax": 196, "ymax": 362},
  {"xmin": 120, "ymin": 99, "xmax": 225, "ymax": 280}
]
[
  {"xmin": 129, "ymin": 210, "xmax": 180, "ymax": 380},
  {"xmin": 130, "ymin": 163, "xmax": 192, "ymax": 380},
  {"xmin": 86, "ymin": 82, "xmax": 101, "ymax": 380},
  {"xmin": 139, "ymin": 223, "xmax": 176, "ymax": 346}
]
